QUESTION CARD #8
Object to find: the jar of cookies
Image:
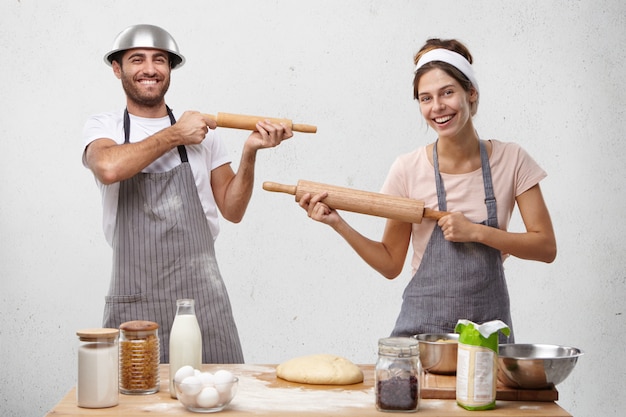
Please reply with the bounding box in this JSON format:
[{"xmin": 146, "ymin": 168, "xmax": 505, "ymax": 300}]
[
  {"xmin": 375, "ymin": 337, "xmax": 421, "ymax": 412},
  {"xmin": 119, "ymin": 320, "xmax": 160, "ymax": 394}
]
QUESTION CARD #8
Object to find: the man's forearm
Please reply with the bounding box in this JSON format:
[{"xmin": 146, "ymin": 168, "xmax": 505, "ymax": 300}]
[{"xmin": 220, "ymin": 148, "xmax": 258, "ymax": 223}]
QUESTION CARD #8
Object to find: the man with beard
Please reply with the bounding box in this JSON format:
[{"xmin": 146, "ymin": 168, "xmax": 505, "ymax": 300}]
[{"xmin": 82, "ymin": 24, "xmax": 292, "ymax": 364}]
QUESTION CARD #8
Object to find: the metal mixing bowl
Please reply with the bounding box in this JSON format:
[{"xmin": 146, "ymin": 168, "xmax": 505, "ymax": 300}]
[
  {"xmin": 497, "ymin": 344, "xmax": 583, "ymax": 389},
  {"xmin": 413, "ymin": 333, "xmax": 459, "ymax": 374},
  {"xmin": 104, "ymin": 24, "xmax": 185, "ymax": 68}
]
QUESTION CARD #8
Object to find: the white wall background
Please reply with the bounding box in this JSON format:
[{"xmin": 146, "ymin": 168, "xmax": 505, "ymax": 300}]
[{"xmin": 1, "ymin": 1, "xmax": 624, "ymax": 416}]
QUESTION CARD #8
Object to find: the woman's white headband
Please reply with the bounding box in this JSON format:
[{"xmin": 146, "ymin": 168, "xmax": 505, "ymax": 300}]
[{"xmin": 415, "ymin": 49, "xmax": 479, "ymax": 94}]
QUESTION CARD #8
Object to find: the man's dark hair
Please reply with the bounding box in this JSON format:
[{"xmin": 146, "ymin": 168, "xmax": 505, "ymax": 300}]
[{"xmin": 109, "ymin": 50, "xmax": 176, "ymax": 68}]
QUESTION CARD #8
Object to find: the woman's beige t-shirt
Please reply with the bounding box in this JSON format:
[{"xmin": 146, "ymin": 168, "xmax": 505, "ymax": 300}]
[{"xmin": 380, "ymin": 140, "xmax": 547, "ymax": 275}]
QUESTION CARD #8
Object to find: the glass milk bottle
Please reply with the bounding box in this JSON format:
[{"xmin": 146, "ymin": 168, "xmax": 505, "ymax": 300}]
[
  {"xmin": 76, "ymin": 328, "xmax": 119, "ymax": 408},
  {"xmin": 169, "ymin": 298, "xmax": 202, "ymax": 398}
]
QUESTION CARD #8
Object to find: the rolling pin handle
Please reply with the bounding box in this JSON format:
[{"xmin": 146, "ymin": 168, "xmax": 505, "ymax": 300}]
[
  {"xmin": 262, "ymin": 182, "xmax": 297, "ymax": 196},
  {"xmin": 423, "ymin": 208, "xmax": 451, "ymax": 221},
  {"xmin": 292, "ymin": 123, "xmax": 318, "ymax": 134},
  {"xmin": 203, "ymin": 114, "xmax": 218, "ymax": 123}
]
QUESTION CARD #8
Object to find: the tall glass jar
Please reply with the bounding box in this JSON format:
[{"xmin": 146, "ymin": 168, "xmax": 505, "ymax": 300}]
[
  {"xmin": 375, "ymin": 337, "xmax": 421, "ymax": 413},
  {"xmin": 169, "ymin": 298, "xmax": 203, "ymax": 398},
  {"xmin": 119, "ymin": 320, "xmax": 160, "ymax": 394},
  {"xmin": 76, "ymin": 328, "xmax": 119, "ymax": 408}
]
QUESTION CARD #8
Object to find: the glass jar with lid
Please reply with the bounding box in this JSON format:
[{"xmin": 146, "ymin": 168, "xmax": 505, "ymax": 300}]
[
  {"xmin": 119, "ymin": 320, "xmax": 160, "ymax": 394},
  {"xmin": 375, "ymin": 337, "xmax": 421, "ymax": 412},
  {"xmin": 76, "ymin": 328, "xmax": 119, "ymax": 408}
]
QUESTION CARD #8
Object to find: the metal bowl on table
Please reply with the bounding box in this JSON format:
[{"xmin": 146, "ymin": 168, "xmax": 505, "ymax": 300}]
[
  {"xmin": 413, "ymin": 333, "xmax": 459, "ymax": 374},
  {"xmin": 497, "ymin": 343, "xmax": 583, "ymax": 389}
]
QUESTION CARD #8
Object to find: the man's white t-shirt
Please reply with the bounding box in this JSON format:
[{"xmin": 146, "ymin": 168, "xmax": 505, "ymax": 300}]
[{"xmin": 82, "ymin": 109, "xmax": 232, "ymax": 246}]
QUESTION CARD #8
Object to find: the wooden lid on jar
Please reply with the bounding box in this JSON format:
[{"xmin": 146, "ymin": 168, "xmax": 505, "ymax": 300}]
[
  {"xmin": 119, "ymin": 320, "xmax": 159, "ymax": 332},
  {"xmin": 76, "ymin": 328, "xmax": 119, "ymax": 341}
]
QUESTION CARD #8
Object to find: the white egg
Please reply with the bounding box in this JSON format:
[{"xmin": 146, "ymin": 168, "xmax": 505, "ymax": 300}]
[
  {"xmin": 198, "ymin": 371, "xmax": 215, "ymax": 386},
  {"xmin": 196, "ymin": 386, "xmax": 220, "ymax": 408},
  {"xmin": 194, "ymin": 369, "xmax": 202, "ymax": 377},
  {"xmin": 214, "ymin": 370, "xmax": 235, "ymax": 395},
  {"xmin": 179, "ymin": 375, "xmax": 203, "ymax": 396},
  {"xmin": 174, "ymin": 365, "xmax": 195, "ymax": 383},
  {"xmin": 213, "ymin": 369, "xmax": 234, "ymax": 384}
]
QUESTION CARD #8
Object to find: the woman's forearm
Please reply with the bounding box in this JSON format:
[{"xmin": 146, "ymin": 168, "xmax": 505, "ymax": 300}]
[{"xmin": 332, "ymin": 218, "xmax": 412, "ymax": 279}]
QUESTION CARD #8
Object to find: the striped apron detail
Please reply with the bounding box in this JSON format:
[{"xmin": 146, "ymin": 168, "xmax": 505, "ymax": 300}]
[
  {"xmin": 391, "ymin": 140, "xmax": 514, "ymax": 344},
  {"xmin": 102, "ymin": 107, "xmax": 244, "ymax": 363}
]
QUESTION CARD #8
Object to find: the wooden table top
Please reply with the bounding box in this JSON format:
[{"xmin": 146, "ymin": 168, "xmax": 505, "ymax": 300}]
[{"xmin": 45, "ymin": 364, "xmax": 572, "ymax": 416}]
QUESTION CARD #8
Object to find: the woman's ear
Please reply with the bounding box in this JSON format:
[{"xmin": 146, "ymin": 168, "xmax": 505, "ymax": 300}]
[
  {"xmin": 469, "ymin": 87, "xmax": 479, "ymax": 116},
  {"xmin": 469, "ymin": 87, "xmax": 478, "ymax": 103}
]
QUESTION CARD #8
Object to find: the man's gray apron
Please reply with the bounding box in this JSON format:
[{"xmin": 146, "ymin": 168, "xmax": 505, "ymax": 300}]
[
  {"xmin": 391, "ymin": 140, "xmax": 514, "ymax": 343},
  {"xmin": 103, "ymin": 107, "xmax": 244, "ymax": 363}
]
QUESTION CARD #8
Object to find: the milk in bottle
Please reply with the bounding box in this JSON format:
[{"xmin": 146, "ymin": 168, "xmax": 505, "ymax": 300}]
[{"xmin": 169, "ymin": 299, "xmax": 202, "ymax": 398}]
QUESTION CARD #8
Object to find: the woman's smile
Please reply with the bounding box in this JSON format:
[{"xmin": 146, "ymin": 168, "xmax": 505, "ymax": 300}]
[{"xmin": 434, "ymin": 114, "xmax": 455, "ymax": 125}]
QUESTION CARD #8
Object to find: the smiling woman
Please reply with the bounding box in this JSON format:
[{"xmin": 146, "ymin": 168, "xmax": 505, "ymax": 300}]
[
  {"xmin": 416, "ymin": 68, "xmax": 477, "ymax": 147},
  {"xmin": 293, "ymin": 38, "xmax": 557, "ymax": 345}
]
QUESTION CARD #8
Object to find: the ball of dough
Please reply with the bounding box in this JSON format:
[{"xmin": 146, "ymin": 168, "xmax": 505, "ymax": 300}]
[{"xmin": 276, "ymin": 354, "xmax": 364, "ymax": 385}]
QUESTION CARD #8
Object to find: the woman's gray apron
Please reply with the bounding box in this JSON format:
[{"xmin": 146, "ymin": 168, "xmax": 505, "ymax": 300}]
[
  {"xmin": 103, "ymin": 107, "xmax": 244, "ymax": 363},
  {"xmin": 391, "ymin": 141, "xmax": 514, "ymax": 343}
]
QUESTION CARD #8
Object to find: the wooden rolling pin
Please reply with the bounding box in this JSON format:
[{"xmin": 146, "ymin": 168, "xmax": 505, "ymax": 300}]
[
  {"xmin": 204, "ymin": 112, "xmax": 317, "ymax": 133},
  {"xmin": 263, "ymin": 179, "xmax": 449, "ymax": 224}
]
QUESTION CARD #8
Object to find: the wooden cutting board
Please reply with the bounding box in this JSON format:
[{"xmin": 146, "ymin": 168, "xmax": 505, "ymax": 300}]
[
  {"xmin": 255, "ymin": 364, "xmax": 558, "ymax": 402},
  {"xmin": 422, "ymin": 372, "xmax": 558, "ymax": 402}
]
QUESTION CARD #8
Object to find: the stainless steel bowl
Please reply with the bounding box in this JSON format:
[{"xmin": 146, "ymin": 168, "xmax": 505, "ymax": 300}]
[
  {"xmin": 104, "ymin": 24, "xmax": 185, "ymax": 68},
  {"xmin": 497, "ymin": 344, "xmax": 583, "ymax": 389},
  {"xmin": 413, "ymin": 333, "xmax": 459, "ymax": 374}
]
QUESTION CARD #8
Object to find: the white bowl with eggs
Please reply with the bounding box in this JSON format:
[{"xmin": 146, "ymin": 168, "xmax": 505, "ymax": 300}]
[{"xmin": 173, "ymin": 366, "xmax": 238, "ymax": 413}]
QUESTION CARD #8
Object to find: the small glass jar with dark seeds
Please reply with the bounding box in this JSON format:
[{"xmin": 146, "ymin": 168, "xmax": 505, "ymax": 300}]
[{"xmin": 375, "ymin": 337, "xmax": 421, "ymax": 412}]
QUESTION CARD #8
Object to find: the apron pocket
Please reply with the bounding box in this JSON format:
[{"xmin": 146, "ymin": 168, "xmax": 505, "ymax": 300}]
[{"xmin": 105, "ymin": 293, "xmax": 147, "ymax": 304}]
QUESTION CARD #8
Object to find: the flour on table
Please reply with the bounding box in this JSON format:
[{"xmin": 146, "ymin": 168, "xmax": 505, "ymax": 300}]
[{"xmin": 230, "ymin": 366, "xmax": 374, "ymax": 413}]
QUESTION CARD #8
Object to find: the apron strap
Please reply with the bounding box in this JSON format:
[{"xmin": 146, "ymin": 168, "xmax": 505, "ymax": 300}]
[
  {"xmin": 433, "ymin": 140, "xmax": 498, "ymax": 228},
  {"xmin": 479, "ymin": 140, "xmax": 498, "ymax": 228},
  {"xmin": 166, "ymin": 106, "xmax": 189, "ymax": 163},
  {"xmin": 432, "ymin": 141, "xmax": 448, "ymax": 212},
  {"xmin": 123, "ymin": 106, "xmax": 188, "ymax": 163}
]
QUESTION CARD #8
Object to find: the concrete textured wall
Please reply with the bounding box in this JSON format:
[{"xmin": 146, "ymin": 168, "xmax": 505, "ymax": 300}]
[{"xmin": 1, "ymin": 1, "xmax": 624, "ymax": 416}]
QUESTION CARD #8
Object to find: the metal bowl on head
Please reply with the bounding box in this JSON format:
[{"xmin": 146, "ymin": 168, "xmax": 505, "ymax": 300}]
[
  {"xmin": 413, "ymin": 333, "xmax": 459, "ymax": 374},
  {"xmin": 497, "ymin": 344, "xmax": 583, "ymax": 389}
]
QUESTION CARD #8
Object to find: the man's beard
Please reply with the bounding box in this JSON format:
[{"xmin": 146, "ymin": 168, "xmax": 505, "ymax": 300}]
[{"xmin": 120, "ymin": 70, "xmax": 170, "ymax": 108}]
